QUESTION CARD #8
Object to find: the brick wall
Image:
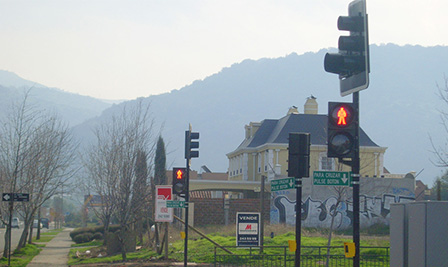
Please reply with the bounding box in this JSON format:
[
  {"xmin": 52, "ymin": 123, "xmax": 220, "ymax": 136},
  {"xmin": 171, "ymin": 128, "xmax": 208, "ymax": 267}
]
[{"xmin": 191, "ymin": 197, "xmax": 270, "ymax": 226}]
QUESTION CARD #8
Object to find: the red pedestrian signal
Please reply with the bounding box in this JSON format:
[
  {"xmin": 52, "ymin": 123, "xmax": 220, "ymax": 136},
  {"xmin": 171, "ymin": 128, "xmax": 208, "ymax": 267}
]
[
  {"xmin": 330, "ymin": 104, "xmax": 354, "ymax": 128},
  {"xmin": 337, "ymin": 107, "xmax": 347, "ymax": 125},
  {"xmin": 327, "ymin": 102, "xmax": 357, "ymax": 158}
]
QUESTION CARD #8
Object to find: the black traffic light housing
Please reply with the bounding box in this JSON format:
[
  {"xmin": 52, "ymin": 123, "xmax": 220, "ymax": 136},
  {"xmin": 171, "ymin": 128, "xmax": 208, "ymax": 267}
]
[
  {"xmin": 172, "ymin": 167, "xmax": 187, "ymax": 196},
  {"xmin": 327, "ymin": 102, "xmax": 357, "ymax": 159},
  {"xmin": 185, "ymin": 130, "xmax": 199, "ymax": 159},
  {"xmin": 324, "ymin": 0, "xmax": 369, "ymax": 96},
  {"xmin": 288, "ymin": 133, "xmax": 310, "ymax": 178}
]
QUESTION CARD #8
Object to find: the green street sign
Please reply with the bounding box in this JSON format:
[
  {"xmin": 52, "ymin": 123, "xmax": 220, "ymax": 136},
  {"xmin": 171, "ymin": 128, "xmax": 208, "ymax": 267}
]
[
  {"xmin": 313, "ymin": 171, "xmax": 352, "ymax": 187},
  {"xmin": 166, "ymin": 200, "xmax": 185, "ymax": 208},
  {"xmin": 271, "ymin": 177, "xmax": 295, "ymax": 191}
]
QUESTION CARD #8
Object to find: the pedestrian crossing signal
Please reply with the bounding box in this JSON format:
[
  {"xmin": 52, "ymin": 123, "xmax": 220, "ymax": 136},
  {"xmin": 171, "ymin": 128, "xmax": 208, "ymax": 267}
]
[
  {"xmin": 172, "ymin": 167, "xmax": 187, "ymax": 196},
  {"xmin": 327, "ymin": 102, "xmax": 357, "ymax": 158}
]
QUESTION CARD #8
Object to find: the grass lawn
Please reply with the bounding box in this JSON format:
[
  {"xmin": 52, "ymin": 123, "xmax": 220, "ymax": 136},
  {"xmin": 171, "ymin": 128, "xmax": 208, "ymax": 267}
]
[
  {"xmin": 71, "ymin": 240, "xmax": 103, "ymax": 247},
  {"xmin": 67, "ymin": 224, "xmax": 390, "ymax": 265},
  {"xmin": 0, "ymin": 244, "xmax": 43, "ymax": 267},
  {"xmin": 0, "ymin": 229, "xmax": 63, "ymax": 266},
  {"xmin": 68, "ymin": 246, "xmax": 160, "ymax": 265},
  {"xmin": 32, "ymin": 229, "xmax": 63, "ymax": 243}
]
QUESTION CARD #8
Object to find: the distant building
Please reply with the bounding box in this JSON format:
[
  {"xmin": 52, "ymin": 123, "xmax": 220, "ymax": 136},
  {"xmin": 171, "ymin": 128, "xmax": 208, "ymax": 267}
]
[
  {"xmin": 415, "ymin": 180, "xmax": 429, "ymax": 201},
  {"xmin": 226, "ymin": 97, "xmax": 387, "ymax": 181}
]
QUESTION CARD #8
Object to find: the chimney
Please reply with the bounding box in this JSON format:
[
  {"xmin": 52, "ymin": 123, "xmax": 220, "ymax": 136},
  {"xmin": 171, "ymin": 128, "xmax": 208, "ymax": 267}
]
[
  {"xmin": 304, "ymin": 96, "xmax": 318, "ymax": 114},
  {"xmin": 287, "ymin": 106, "xmax": 299, "ymax": 115}
]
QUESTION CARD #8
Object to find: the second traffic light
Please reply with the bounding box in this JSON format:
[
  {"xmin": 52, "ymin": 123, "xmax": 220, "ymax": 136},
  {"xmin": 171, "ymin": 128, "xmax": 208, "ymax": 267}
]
[
  {"xmin": 185, "ymin": 130, "xmax": 199, "ymax": 159},
  {"xmin": 324, "ymin": 0, "xmax": 369, "ymax": 96},
  {"xmin": 288, "ymin": 133, "xmax": 310, "ymax": 178},
  {"xmin": 327, "ymin": 102, "xmax": 357, "ymax": 159},
  {"xmin": 172, "ymin": 167, "xmax": 187, "ymax": 196}
]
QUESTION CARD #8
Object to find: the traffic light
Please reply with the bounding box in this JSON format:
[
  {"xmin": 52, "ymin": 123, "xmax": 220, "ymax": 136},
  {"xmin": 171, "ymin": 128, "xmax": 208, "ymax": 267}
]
[
  {"xmin": 172, "ymin": 167, "xmax": 187, "ymax": 196},
  {"xmin": 288, "ymin": 133, "xmax": 310, "ymax": 178},
  {"xmin": 185, "ymin": 130, "xmax": 199, "ymax": 159},
  {"xmin": 327, "ymin": 102, "xmax": 357, "ymax": 158},
  {"xmin": 324, "ymin": 0, "xmax": 369, "ymax": 96}
]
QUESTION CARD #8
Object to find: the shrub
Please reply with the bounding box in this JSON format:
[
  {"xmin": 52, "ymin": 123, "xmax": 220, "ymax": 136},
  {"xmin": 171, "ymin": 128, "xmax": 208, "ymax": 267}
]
[
  {"xmin": 92, "ymin": 232, "xmax": 103, "ymax": 240},
  {"xmin": 70, "ymin": 224, "xmax": 121, "ymax": 242},
  {"xmin": 70, "ymin": 227, "xmax": 90, "ymax": 240},
  {"xmin": 73, "ymin": 233, "xmax": 93, "ymax": 244},
  {"xmin": 108, "ymin": 225, "xmax": 121, "ymax": 233}
]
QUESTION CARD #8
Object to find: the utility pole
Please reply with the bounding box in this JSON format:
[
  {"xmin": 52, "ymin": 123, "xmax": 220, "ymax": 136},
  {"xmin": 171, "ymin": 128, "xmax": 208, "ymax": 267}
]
[
  {"xmin": 259, "ymin": 175, "xmax": 266, "ymax": 253},
  {"xmin": 352, "ymin": 92, "xmax": 361, "ymax": 267},
  {"xmin": 288, "ymin": 133, "xmax": 310, "ymax": 267},
  {"xmin": 184, "ymin": 126, "xmax": 199, "ymax": 267}
]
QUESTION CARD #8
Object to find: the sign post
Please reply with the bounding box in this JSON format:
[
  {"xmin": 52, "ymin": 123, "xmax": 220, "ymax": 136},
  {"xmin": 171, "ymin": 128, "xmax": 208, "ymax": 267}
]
[
  {"xmin": 166, "ymin": 200, "xmax": 186, "ymax": 208},
  {"xmin": 313, "ymin": 171, "xmax": 352, "ymax": 187},
  {"xmin": 2, "ymin": 193, "xmax": 30, "ymax": 266},
  {"xmin": 155, "ymin": 186, "xmax": 173, "ymax": 223},
  {"xmin": 270, "ymin": 177, "xmax": 295, "ymax": 191},
  {"xmin": 2, "ymin": 193, "xmax": 30, "ymax": 202},
  {"xmin": 236, "ymin": 212, "xmax": 260, "ymax": 247}
]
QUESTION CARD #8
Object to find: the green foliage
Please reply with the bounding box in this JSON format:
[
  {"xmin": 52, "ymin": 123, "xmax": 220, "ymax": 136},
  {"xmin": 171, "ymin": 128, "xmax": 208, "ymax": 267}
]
[
  {"xmin": 71, "ymin": 240, "xmax": 103, "ymax": 247},
  {"xmin": 302, "ymin": 224, "xmax": 390, "ymax": 237},
  {"xmin": 70, "ymin": 225, "xmax": 120, "ymax": 242},
  {"xmin": 92, "ymin": 232, "xmax": 103, "ymax": 240},
  {"xmin": 74, "ymin": 233, "xmax": 94, "ymax": 244},
  {"xmin": 0, "ymin": 244, "xmax": 41, "ymax": 267},
  {"xmin": 68, "ymin": 247, "xmax": 159, "ymax": 265},
  {"xmin": 154, "ymin": 136, "xmax": 167, "ymax": 185},
  {"xmin": 65, "ymin": 228, "xmax": 389, "ymax": 265},
  {"xmin": 65, "ymin": 211, "xmax": 83, "ymax": 228},
  {"xmin": 430, "ymin": 170, "xmax": 448, "ymax": 200}
]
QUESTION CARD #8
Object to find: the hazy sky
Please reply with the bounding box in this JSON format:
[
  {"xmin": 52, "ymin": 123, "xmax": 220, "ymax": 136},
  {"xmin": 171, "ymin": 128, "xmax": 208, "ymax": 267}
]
[{"xmin": 0, "ymin": 0, "xmax": 446, "ymax": 100}]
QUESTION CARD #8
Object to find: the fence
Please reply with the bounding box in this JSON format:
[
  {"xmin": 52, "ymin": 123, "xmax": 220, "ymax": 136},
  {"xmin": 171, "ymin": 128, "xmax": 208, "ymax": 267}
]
[{"xmin": 214, "ymin": 246, "xmax": 390, "ymax": 267}]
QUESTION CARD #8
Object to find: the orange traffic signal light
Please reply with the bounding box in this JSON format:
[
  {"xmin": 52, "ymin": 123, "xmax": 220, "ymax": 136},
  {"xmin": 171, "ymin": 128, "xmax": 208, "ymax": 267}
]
[
  {"xmin": 172, "ymin": 167, "xmax": 187, "ymax": 196},
  {"xmin": 176, "ymin": 169, "xmax": 184, "ymax": 179}
]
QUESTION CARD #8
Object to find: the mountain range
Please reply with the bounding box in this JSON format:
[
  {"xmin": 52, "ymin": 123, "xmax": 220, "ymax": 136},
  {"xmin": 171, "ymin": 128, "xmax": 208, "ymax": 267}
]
[{"xmin": 0, "ymin": 43, "xmax": 447, "ymax": 185}]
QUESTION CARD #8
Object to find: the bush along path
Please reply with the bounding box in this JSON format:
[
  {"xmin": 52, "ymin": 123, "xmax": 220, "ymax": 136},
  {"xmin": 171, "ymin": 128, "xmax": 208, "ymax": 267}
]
[{"xmin": 27, "ymin": 228, "xmax": 74, "ymax": 267}]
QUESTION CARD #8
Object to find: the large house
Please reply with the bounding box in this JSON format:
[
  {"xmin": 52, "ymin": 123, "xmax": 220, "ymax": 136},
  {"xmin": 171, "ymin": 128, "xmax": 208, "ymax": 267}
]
[{"xmin": 227, "ymin": 97, "xmax": 387, "ymax": 182}]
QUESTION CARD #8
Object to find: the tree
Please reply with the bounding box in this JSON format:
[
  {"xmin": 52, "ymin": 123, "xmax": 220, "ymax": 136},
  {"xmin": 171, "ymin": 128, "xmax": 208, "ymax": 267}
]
[
  {"xmin": 152, "ymin": 136, "xmax": 169, "ymax": 257},
  {"xmin": 84, "ymin": 99, "xmax": 155, "ymax": 261},
  {"xmin": 131, "ymin": 149, "xmax": 148, "ymax": 245},
  {"xmin": 0, "ymin": 91, "xmax": 77, "ymax": 255},
  {"xmin": 431, "ymin": 76, "xmax": 448, "ymax": 168},
  {"xmin": 154, "ymin": 136, "xmax": 167, "ymax": 186},
  {"xmin": 430, "ymin": 170, "xmax": 448, "ymax": 200}
]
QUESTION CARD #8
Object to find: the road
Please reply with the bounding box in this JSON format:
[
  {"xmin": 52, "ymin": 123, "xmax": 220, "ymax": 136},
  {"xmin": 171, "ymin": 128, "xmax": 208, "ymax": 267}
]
[{"xmin": 0, "ymin": 226, "xmax": 45, "ymax": 254}]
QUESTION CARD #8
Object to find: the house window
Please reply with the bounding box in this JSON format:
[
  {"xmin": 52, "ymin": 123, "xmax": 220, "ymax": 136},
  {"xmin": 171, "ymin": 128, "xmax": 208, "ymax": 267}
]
[{"xmin": 320, "ymin": 153, "xmax": 335, "ymax": 171}]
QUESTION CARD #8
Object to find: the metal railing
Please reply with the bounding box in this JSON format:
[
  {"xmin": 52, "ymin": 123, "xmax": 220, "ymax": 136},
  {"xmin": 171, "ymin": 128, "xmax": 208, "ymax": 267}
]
[{"xmin": 214, "ymin": 246, "xmax": 389, "ymax": 267}]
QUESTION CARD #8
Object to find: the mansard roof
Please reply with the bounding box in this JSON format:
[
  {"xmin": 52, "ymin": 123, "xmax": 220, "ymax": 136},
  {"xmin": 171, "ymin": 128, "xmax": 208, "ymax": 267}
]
[{"xmin": 235, "ymin": 113, "xmax": 379, "ymax": 151}]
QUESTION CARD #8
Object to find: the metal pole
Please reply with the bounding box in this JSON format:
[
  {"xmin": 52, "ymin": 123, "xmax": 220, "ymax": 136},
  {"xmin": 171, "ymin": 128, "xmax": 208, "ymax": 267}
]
[
  {"xmin": 295, "ymin": 177, "xmax": 302, "ymax": 267},
  {"xmin": 8, "ymin": 201, "xmax": 13, "ymax": 266},
  {"xmin": 260, "ymin": 175, "xmax": 266, "ymax": 253},
  {"xmin": 352, "ymin": 92, "xmax": 360, "ymax": 267},
  {"xmin": 184, "ymin": 158, "xmax": 190, "ymax": 267}
]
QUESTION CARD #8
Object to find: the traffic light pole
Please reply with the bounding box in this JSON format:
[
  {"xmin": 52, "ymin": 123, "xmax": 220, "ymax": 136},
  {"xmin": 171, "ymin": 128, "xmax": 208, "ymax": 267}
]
[
  {"xmin": 295, "ymin": 177, "xmax": 302, "ymax": 267},
  {"xmin": 184, "ymin": 158, "xmax": 190, "ymax": 267},
  {"xmin": 352, "ymin": 92, "xmax": 360, "ymax": 267},
  {"xmin": 288, "ymin": 132, "xmax": 310, "ymax": 267}
]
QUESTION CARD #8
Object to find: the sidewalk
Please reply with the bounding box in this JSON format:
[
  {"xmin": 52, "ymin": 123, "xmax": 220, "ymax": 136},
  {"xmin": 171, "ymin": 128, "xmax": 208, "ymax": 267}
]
[{"xmin": 27, "ymin": 228, "xmax": 74, "ymax": 267}]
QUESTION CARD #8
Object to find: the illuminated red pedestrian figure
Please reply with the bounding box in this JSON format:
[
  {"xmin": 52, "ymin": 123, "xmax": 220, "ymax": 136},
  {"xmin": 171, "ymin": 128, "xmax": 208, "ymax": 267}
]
[{"xmin": 337, "ymin": 107, "xmax": 347, "ymax": 125}]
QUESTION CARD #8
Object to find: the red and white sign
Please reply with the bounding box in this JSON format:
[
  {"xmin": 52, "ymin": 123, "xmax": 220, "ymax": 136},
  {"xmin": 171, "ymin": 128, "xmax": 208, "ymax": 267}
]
[{"xmin": 155, "ymin": 185, "xmax": 173, "ymax": 222}]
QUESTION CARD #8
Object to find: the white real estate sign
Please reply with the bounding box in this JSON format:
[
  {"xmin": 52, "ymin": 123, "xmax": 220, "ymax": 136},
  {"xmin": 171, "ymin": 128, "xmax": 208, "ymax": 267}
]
[{"xmin": 155, "ymin": 185, "xmax": 173, "ymax": 222}]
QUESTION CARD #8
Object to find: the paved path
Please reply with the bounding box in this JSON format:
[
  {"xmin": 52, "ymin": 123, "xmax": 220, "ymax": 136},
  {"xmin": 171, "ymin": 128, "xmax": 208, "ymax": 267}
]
[{"xmin": 27, "ymin": 228, "xmax": 74, "ymax": 267}]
